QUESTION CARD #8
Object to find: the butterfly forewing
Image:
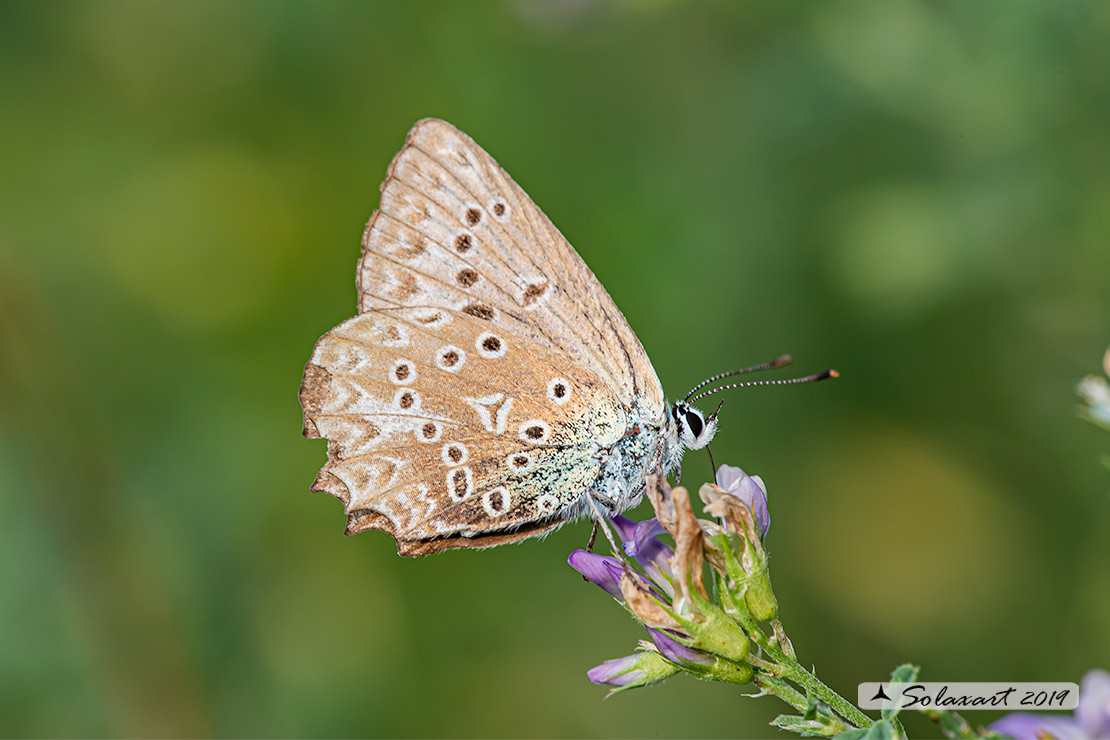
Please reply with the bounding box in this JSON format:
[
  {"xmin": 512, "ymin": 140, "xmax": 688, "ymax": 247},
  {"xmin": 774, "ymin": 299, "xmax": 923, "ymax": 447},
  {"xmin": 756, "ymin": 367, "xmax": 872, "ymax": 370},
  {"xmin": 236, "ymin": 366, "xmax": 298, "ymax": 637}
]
[
  {"xmin": 301, "ymin": 119, "xmax": 666, "ymax": 555},
  {"xmin": 363, "ymin": 119, "xmax": 664, "ymax": 416}
]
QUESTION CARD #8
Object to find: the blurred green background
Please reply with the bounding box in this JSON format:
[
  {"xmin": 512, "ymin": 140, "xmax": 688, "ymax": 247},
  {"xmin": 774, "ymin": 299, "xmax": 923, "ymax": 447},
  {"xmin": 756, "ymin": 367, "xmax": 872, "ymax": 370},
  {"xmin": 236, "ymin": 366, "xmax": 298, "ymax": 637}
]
[{"xmin": 2, "ymin": 1, "xmax": 1109, "ymax": 737}]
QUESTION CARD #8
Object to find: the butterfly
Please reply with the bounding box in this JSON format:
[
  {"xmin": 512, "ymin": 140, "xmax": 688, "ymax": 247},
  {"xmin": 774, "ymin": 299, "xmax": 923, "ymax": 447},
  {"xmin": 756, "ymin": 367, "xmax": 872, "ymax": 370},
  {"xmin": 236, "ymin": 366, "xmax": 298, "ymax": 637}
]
[{"xmin": 299, "ymin": 119, "xmax": 828, "ymax": 556}]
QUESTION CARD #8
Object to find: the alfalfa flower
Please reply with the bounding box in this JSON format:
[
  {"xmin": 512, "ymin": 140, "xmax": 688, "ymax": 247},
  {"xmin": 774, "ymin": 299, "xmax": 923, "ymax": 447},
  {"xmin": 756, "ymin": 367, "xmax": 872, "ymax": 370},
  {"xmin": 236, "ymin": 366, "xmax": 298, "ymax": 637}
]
[
  {"xmin": 586, "ymin": 651, "xmax": 679, "ymax": 696},
  {"xmin": 1077, "ymin": 347, "xmax": 1110, "ymax": 430},
  {"xmin": 698, "ymin": 468, "xmax": 778, "ymax": 622},
  {"xmin": 569, "ymin": 481, "xmax": 754, "ymax": 691},
  {"xmin": 571, "ymin": 467, "xmax": 874, "ymax": 737},
  {"xmin": 990, "ymin": 668, "xmax": 1110, "ymax": 739},
  {"xmin": 568, "ymin": 528, "xmax": 706, "ymax": 666},
  {"xmin": 715, "ymin": 464, "xmax": 770, "ymax": 538}
]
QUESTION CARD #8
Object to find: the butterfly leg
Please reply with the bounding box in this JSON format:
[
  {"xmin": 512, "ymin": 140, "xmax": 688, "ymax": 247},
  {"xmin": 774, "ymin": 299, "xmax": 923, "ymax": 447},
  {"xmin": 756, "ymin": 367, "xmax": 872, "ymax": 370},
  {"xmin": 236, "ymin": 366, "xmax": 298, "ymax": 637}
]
[
  {"xmin": 645, "ymin": 439, "xmax": 670, "ymax": 483},
  {"xmin": 591, "ymin": 490, "xmax": 619, "ymax": 513},
  {"xmin": 583, "ymin": 492, "xmax": 623, "ymax": 557},
  {"xmin": 586, "ymin": 521, "xmax": 599, "ymax": 552}
]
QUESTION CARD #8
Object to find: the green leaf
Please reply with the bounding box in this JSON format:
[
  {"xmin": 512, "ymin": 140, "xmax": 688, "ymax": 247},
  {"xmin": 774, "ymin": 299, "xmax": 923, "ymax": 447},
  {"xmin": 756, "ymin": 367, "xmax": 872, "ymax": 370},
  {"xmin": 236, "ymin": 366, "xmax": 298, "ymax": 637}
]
[
  {"xmin": 804, "ymin": 693, "xmax": 820, "ymax": 721},
  {"xmin": 834, "ymin": 721, "xmax": 899, "ymax": 740},
  {"xmin": 889, "ymin": 664, "xmax": 919, "ymax": 685},
  {"xmin": 866, "ymin": 719, "xmax": 897, "ymax": 739},
  {"xmin": 883, "ymin": 664, "xmax": 920, "ymax": 723}
]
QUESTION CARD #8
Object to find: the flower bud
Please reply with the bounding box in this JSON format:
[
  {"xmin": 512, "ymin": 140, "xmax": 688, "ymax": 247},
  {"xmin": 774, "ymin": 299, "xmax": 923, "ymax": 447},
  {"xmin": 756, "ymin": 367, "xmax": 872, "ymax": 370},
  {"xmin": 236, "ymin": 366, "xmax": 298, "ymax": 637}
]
[
  {"xmin": 1078, "ymin": 374, "xmax": 1110, "ymax": 426},
  {"xmin": 651, "ymin": 628, "xmax": 752, "ymax": 685},
  {"xmin": 700, "ymin": 474, "xmax": 779, "ymax": 621},
  {"xmin": 744, "ymin": 563, "xmax": 778, "ymax": 622},
  {"xmin": 683, "ymin": 601, "xmax": 752, "ymax": 663},
  {"xmin": 714, "ymin": 465, "xmax": 770, "ymax": 538},
  {"xmin": 587, "ymin": 651, "xmax": 680, "ymax": 695}
]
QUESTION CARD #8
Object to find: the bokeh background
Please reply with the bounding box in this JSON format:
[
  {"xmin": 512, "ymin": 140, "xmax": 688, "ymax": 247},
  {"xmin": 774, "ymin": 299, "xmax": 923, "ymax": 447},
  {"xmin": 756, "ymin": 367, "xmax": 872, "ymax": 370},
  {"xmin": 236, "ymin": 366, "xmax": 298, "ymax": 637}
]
[{"xmin": 2, "ymin": 1, "xmax": 1109, "ymax": 737}]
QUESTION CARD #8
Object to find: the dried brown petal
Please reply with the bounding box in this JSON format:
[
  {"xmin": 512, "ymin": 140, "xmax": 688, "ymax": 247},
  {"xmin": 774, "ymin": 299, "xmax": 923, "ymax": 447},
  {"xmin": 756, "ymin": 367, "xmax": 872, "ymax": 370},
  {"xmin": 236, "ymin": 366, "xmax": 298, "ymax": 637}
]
[
  {"xmin": 672, "ymin": 485, "xmax": 709, "ymax": 614},
  {"xmin": 620, "ymin": 572, "xmax": 683, "ymax": 630},
  {"xmin": 700, "ymin": 482, "xmax": 743, "ymax": 522},
  {"xmin": 698, "ymin": 520, "xmax": 729, "ymax": 574},
  {"xmin": 700, "ymin": 482, "xmax": 765, "ymax": 562},
  {"xmin": 645, "ymin": 474, "xmax": 678, "ymax": 538}
]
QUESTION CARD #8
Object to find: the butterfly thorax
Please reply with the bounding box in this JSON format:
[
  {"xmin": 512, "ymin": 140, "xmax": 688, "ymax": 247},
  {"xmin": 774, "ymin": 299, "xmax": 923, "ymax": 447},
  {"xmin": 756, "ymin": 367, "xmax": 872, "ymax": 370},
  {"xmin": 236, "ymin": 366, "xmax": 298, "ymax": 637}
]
[{"xmin": 584, "ymin": 403, "xmax": 682, "ymax": 517}]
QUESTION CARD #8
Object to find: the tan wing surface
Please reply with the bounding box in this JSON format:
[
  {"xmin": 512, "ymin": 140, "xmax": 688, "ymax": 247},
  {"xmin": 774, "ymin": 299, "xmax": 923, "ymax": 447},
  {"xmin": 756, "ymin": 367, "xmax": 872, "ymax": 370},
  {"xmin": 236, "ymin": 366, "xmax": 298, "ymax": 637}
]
[
  {"xmin": 358, "ymin": 118, "xmax": 665, "ymax": 417},
  {"xmin": 301, "ymin": 308, "xmax": 625, "ymax": 555}
]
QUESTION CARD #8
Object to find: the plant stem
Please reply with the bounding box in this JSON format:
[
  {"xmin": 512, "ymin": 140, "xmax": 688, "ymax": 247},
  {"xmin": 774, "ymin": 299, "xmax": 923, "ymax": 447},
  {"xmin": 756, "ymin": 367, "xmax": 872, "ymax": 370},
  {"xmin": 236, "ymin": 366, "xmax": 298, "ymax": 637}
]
[
  {"xmin": 778, "ymin": 661, "xmax": 874, "ymax": 729},
  {"xmin": 719, "ymin": 599, "xmax": 871, "ymax": 729},
  {"xmin": 755, "ymin": 674, "xmax": 851, "ymax": 736},
  {"xmin": 754, "ymin": 674, "xmax": 810, "ymax": 714}
]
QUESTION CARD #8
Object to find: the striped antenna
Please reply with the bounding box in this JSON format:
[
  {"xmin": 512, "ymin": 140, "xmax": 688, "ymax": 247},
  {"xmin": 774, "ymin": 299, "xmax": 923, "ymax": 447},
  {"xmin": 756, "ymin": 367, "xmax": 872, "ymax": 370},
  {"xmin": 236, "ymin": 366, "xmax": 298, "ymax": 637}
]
[
  {"xmin": 683, "ymin": 354, "xmax": 793, "ymax": 402},
  {"xmin": 688, "ymin": 369, "xmax": 839, "ymax": 404}
]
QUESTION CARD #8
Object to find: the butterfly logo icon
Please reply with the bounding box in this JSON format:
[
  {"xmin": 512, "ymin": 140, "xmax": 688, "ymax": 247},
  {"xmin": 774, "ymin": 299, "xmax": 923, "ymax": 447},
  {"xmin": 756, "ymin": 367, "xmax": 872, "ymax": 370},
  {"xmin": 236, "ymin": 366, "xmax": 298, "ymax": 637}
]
[{"xmin": 300, "ymin": 119, "xmax": 833, "ymax": 556}]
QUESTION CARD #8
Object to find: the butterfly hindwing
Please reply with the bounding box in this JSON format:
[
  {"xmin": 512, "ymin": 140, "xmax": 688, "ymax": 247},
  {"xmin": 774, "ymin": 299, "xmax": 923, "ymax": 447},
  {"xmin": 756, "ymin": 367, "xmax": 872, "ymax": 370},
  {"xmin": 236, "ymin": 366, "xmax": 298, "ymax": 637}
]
[
  {"xmin": 301, "ymin": 119, "xmax": 667, "ymax": 554},
  {"xmin": 301, "ymin": 306, "xmax": 626, "ymax": 553}
]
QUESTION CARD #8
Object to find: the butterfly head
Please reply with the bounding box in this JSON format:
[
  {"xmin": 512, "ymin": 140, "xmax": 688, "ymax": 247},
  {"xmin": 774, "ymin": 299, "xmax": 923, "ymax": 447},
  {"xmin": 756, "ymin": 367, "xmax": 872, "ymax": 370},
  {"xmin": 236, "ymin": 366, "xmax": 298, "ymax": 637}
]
[
  {"xmin": 674, "ymin": 355, "xmax": 839, "ymax": 456},
  {"xmin": 671, "ymin": 400, "xmax": 718, "ymax": 451}
]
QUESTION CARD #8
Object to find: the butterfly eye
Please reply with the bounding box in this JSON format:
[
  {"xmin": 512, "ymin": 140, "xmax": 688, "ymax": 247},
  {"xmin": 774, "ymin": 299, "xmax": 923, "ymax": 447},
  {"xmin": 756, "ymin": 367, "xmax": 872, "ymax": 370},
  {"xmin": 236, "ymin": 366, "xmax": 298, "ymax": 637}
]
[{"xmin": 685, "ymin": 410, "xmax": 704, "ymax": 439}]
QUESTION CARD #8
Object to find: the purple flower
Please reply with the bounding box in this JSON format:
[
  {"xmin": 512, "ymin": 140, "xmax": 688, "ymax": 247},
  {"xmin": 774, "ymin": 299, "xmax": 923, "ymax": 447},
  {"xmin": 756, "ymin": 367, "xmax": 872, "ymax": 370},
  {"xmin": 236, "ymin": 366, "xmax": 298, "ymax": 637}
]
[
  {"xmin": 567, "ymin": 550, "xmax": 625, "ymax": 600},
  {"xmin": 569, "ymin": 515, "xmax": 718, "ymax": 677},
  {"xmin": 990, "ymin": 669, "xmax": 1110, "ymax": 739},
  {"xmin": 715, "ymin": 465, "xmax": 770, "ymax": 538},
  {"xmin": 1078, "ymin": 670, "xmax": 1110, "ymax": 739},
  {"xmin": 623, "ymin": 517, "xmax": 675, "ymax": 592},
  {"xmin": 569, "ymin": 514, "xmax": 677, "ymax": 604},
  {"xmin": 610, "ymin": 514, "xmax": 639, "ymax": 545},
  {"xmin": 586, "ymin": 650, "xmax": 680, "ymax": 695},
  {"xmin": 648, "ymin": 629, "xmax": 713, "ymax": 666},
  {"xmin": 587, "ymin": 654, "xmax": 645, "ymax": 688}
]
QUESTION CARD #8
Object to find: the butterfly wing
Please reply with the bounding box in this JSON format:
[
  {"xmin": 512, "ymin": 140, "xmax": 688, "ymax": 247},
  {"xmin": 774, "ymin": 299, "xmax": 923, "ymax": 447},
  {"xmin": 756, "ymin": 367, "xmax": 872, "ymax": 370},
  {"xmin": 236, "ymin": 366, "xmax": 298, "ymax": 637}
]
[
  {"xmin": 359, "ymin": 118, "xmax": 665, "ymax": 417},
  {"xmin": 301, "ymin": 119, "xmax": 665, "ymax": 555},
  {"xmin": 302, "ymin": 307, "xmax": 627, "ymax": 554}
]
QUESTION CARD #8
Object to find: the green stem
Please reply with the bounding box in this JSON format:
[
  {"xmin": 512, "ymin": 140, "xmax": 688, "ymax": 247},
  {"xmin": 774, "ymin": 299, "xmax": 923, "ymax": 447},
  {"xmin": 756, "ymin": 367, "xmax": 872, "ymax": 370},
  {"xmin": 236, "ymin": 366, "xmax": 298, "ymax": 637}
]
[
  {"xmin": 753, "ymin": 674, "xmax": 810, "ymax": 714},
  {"xmin": 746, "ymin": 654, "xmax": 779, "ymax": 673},
  {"xmin": 720, "ymin": 592, "xmax": 871, "ymax": 729},
  {"xmin": 754, "ymin": 674, "xmax": 851, "ymax": 737},
  {"xmin": 778, "ymin": 661, "xmax": 874, "ymax": 730}
]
